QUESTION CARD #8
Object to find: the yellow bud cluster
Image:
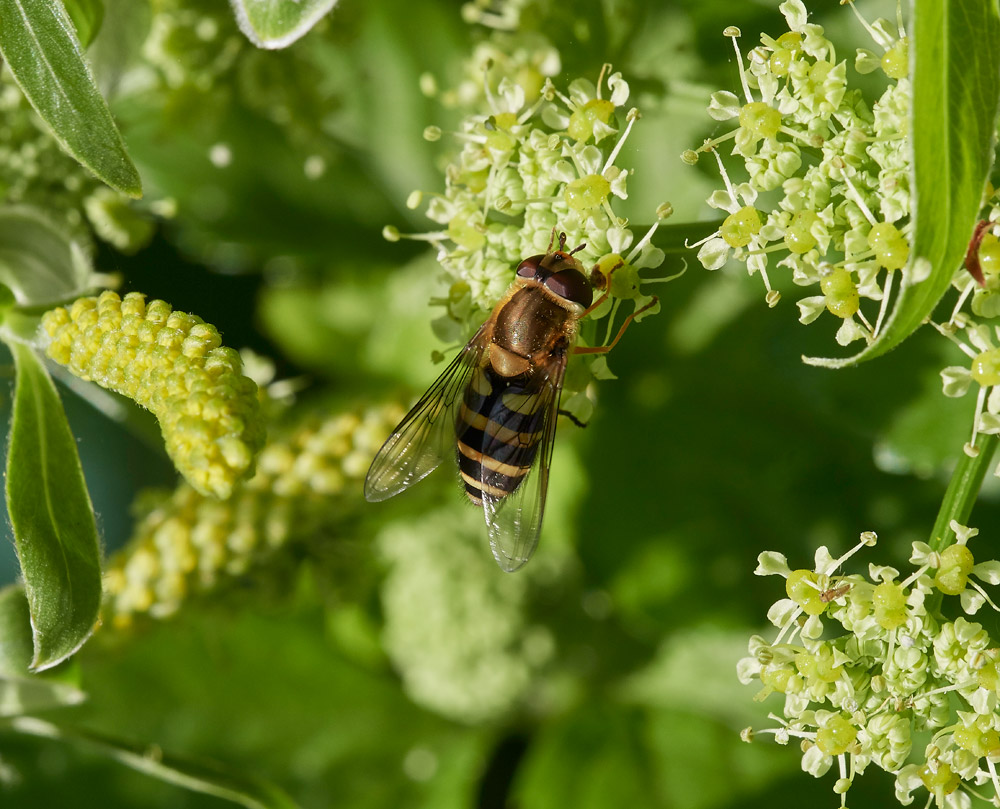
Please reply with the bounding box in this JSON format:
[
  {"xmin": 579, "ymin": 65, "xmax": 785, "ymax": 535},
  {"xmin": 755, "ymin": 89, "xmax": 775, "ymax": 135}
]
[
  {"xmin": 41, "ymin": 291, "xmax": 266, "ymax": 499},
  {"xmin": 102, "ymin": 402, "xmax": 403, "ymax": 626}
]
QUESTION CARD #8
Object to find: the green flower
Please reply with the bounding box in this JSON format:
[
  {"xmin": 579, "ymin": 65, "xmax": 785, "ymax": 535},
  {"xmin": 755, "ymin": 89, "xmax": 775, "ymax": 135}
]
[
  {"xmin": 41, "ymin": 291, "xmax": 265, "ymax": 499},
  {"xmin": 378, "ymin": 506, "xmax": 554, "ymax": 723},
  {"xmin": 689, "ymin": 0, "xmax": 912, "ymax": 342},
  {"xmin": 741, "ymin": 524, "xmax": 1000, "ymax": 805},
  {"xmin": 392, "ymin": 62, "xmax": 670, "ymax": 404}
]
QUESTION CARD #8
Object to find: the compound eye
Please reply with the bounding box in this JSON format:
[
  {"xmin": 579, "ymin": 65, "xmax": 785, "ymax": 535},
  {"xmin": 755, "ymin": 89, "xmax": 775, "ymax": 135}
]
[
  {"xmin": 516, "ymin": 255, "xmax": 545, "ymax": 279},
  {"xmin": 545, "ymin": 269, "xmax": 593, "ymax": 308}
]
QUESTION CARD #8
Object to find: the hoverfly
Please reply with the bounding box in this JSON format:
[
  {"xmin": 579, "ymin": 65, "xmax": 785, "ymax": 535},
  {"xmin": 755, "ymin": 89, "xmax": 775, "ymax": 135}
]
[{"xmin": 364, "ymin": 232, "xmax": 654, "ymax": 571}]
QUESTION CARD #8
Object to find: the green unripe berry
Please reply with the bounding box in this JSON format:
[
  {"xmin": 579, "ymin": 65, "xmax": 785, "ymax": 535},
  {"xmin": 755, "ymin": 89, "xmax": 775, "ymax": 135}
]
[
  {"xmin": 881, "ymin": 38, "xmax": 909, "ymax": 79},
  {"xmin": 760, "ymin": 665, "xmax": 795, "ymax": 693},
  {"xmin": 866, "ymin": 222, "xmax": 901, "ymax": 249},
  {"xmin": 978, "ymin": 660, "xmax": 1000, "ymax": 692},
  {"xmin": 769, "ymin": 48, "xmax": 793, "ymax": 76},
  {"xmin": 785, "ymin": 569, "xmax": 826, "ymax": 615},
  {"xmin": 934, "ymin": 543, "xmax": 975, "ymax": 595},
  {"xmin": 867, "ymin": 222, "xmax": 909, "ymax": 270},
  {"xmin": 979, "ymin": 232, "xmax": 1000, "ymax": 277},
  {"xmin": 609, "ymin": 261, "xmax": 641, "ymax": 300},
  {"xmin": 919, "ymin": 762, "xmax": 960, "ymax": 796},
  {"xmin": 568, "ymin": 98, "xmax": 616, "ymax": 142},
  {"xmin": 971, "ymin": 347, "xmax": 1000, "ymax": 386},
  {"xmin": 873, "ymin": 580, "xmax": 907, "ymax": 629},
  {"xmin": 564, "ymin": 174, "xmax": 611, "ymax": 211},
  {"xmin": 720, "ymin": 205, "xmax": 761, "ymax": 248},
  {"xmin": 785, "ymin": 210, "xmax": 818, "ymax": 254},
  {"xmin": 796, "ymin": 647, "xmax": 841, "ymax": 684},
  {"xmin": 953, "ymin": 726, "xmax": 1000, "ymax": 758},
  {"xmin": 775, "ymin": 32, "xmax": 802, "ymax": 52},
  {"xmin": 819, "ymin": 267, "xmax": 859, "ymax": 318},
  {"xmin": 739, "ymin": 101, "xmax": 781, "ymax": 139},
  {"xmin": 877, "ymin": 239, "xmax": 909, "ymax": 271},
  {"xmin": 810, "ymin": 60, "xmax": 831, "ymax": 83},
  {"xmin": 816, "ymin": 714, "xmax": 857, "ymax": 756}
]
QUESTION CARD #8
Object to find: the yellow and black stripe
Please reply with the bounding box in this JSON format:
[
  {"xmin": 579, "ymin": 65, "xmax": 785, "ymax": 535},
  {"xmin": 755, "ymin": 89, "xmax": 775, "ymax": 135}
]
[{"xmin": 456, "ymin": 368, "xmax": 544, "ymax": 506}]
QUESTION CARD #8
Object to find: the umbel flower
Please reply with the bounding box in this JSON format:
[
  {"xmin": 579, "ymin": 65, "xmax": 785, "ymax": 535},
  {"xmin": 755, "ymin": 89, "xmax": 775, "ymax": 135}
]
[
  {"xmin": 41, "ymin": 291, "xmax": 266, "ymax": 499},
  {"xmin": 378, "ymin": 505, "xmax": 554, "ymax": 724},
  {"xmin": 688, "ymin": 0, "xmax": 911, "ymax": 346},
  {"xmin": 739, "ymin": 526, "xmax": 1000, "ymax": 807},
  {"xmin": 391, "ymin": 62, "xmax": 674, "ymax": 394}
]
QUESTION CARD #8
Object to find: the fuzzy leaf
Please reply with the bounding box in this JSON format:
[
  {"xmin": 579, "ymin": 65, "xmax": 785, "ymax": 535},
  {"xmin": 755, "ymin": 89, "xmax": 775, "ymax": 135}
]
[
  {"xmin": 0, "ymin": 585, "xmax": 86, "ymax": 715},
  {"xmin": 61, "ymin": 0, "xmax": 103, "ymax": 46},
  {"xmin": 229, "ymin": 0, "xmax": 338, "ymax": 49},
  {"xmin": 5, "ymin": 341, "xmax": 101, "ymax": 671},
  {"xmin": 0, "ymin": 0, "xmax": 142, "ymax": 197},
  {"xmin": 0, "ymin": 206, "xmax": 94, "ymax": 307},
  {"xmin": 804, "ymin": 0, "xmax": 1000, "ymax": 368}
]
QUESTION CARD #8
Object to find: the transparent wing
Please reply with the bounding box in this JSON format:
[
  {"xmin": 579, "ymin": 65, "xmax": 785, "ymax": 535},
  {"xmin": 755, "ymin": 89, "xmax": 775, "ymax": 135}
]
[
  {"xmin": 480, "ymin": 350, "xmax": 567, "ymax": 572},
  {"xmin": 364, "ymin": 326, "xmax": 487, "ymax": 502}
]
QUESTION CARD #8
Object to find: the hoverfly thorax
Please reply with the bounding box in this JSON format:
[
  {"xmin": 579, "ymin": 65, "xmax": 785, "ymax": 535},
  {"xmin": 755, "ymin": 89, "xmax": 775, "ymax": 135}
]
[{"xmin": 365, "ymin": 234, "xmax": 652, "ymax": 572}]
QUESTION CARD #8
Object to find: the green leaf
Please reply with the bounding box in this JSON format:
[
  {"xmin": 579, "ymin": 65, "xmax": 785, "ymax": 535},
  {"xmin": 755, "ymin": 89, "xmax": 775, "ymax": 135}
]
[
  {"xmin": 5, "ymin": 341, "xmax": 102, "ymax": 672},
  {"xmin": 803, "ymin": 0, "xmax": 1000, "ymax": 368},
  {"xmin": 5, "ymin": 716, "xmax": 302, "ymax": 809},
  {"xmin": 61, "ymin": 0, "xmax": 103, "ymax": 47},
  {"xmin": 0, "ymin": 206, "xmax": 94, "ymax": 309},
  {"xmin": 0, "ymin": 585, "xmax": 86, "ymax": 715},
  {"xmin": 86, "ymin": 0, "xmax": 151, "ymax": 99},
  {"xmin": 0, "ymin": 0, "xmax": 142, "ymax": 197},
  {"xmin": 513, "ymin": 704, "xmax": 656, "ymax": 809},
  {"xmin": 229, "ymin": 0, "xmax": 338, "ymax": 49}
]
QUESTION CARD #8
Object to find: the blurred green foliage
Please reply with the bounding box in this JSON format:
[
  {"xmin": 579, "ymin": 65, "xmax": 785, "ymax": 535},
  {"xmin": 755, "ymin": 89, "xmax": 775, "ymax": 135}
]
[{"xmin": 1, "ymin": 0, "xmax": 997, "ymax": 807}]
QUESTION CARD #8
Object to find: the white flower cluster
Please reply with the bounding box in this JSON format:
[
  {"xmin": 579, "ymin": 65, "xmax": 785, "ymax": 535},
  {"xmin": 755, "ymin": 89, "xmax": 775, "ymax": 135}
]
[
  {"xmin": 377, "ymin": 506, "xmax": 554, "ymax": 724},
  {"xmin": 395, "ymin": 63, "xmax": 668, "ymax": 347},
  {"xmin": 689, "ymin": 0, "xmax": 911, "ymax": 346},
  {"xmin": 739, "ymin": 526, "xmax": 1000, "ymax": 808}
]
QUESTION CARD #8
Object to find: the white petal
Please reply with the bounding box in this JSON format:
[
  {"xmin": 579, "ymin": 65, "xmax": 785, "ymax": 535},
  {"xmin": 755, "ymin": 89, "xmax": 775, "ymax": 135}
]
[
  {"xmin": 697, "ymin": 238, "xmax": 731, "ymax": 271},
  {"xmin": 973, "ymin": 561, "xmax": 1000, "ymax": 585},
  {"xmin": 940, "ymin": 366, "xmax": 972, "ymax": 398},
  {"xmin": 708, "ymin": 90, "xmax": 741, "ymax": 121}
]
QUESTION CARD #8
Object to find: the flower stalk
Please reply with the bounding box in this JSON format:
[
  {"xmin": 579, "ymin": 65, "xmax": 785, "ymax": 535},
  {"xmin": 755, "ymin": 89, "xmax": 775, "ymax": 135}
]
[{"xmin": 930, "ymin": 433, "xmax": 999, "ymax": 554}]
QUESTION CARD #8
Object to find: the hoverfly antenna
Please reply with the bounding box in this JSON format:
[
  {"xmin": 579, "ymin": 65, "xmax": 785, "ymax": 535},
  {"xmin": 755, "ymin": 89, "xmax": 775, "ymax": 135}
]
[
  {"xmin": 557, "ymin": 231, "xmax": 569, "ymax": 252},
  {"xmin": 547, "ymin": 228, "xmax": 558, "ymax": 252},
  {"xmin": 569, "ymin": 241, "xmax": 587, "ymax": 256}
]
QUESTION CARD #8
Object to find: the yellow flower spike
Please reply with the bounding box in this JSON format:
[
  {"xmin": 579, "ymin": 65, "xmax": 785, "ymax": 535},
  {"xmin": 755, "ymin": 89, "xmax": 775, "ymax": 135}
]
[
  {"xmin": 41, "ymin": 291, "xmax": 266, "ymax": 500},
  {"xmin": 102, "ymin": 402, "xmax": 405, "ymax": 624}
]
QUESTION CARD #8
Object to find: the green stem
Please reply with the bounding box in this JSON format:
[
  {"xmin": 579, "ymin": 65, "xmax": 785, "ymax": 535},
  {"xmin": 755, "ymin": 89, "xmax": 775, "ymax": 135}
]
[
  {"xmin": 647, "ymin": 219, "xmax": 724, "ymax": 255},
  {"xmin": 928, "ymin": 433, "xmax": 999, "ymax": 553},
  {"xmin": 0, "ymin": 716, "xmax": 299, "ymax": 809}
]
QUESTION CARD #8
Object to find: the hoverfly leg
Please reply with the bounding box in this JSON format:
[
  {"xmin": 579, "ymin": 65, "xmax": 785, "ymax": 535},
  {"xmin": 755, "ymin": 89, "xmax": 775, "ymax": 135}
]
[
  {"xmin": 557, "ymin": 408, "xmax": 588, "ymax": 428},
  {"xmin": 573, "ymin": 296, "xmax": 659, "ymax": 355},
  {"xmin": 582, "ymin": 257, "xmax": 625, "ymax": 317}
]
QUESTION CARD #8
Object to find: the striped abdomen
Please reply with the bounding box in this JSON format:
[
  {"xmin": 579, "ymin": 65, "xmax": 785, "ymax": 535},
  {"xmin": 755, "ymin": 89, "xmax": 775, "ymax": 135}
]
[{"xmin": 456, "ymin": 367, "xmax": 545, "ymax": 506}]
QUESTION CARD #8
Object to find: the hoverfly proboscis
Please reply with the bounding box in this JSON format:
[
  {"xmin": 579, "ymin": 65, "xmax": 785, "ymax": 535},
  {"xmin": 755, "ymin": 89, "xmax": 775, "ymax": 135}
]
[{"xmin": 364, "ymin": 232, "xmax": 656, "ymax": 571}]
